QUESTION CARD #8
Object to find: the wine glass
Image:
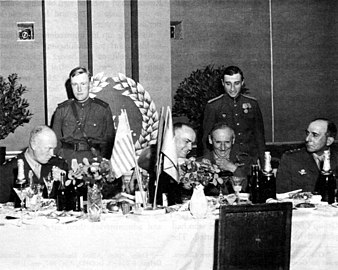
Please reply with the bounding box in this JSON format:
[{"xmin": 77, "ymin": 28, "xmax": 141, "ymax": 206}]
[
  {"xmin": 13, "ymin": 180, "xmax": 28, "ymax": 225},
  {"xmin": 230, "ymin": 176, "xmax": 245, "ymax": 200},
  {"xmin": 43, "ymin": 173, "xmax": 54, "ymax": 198}
]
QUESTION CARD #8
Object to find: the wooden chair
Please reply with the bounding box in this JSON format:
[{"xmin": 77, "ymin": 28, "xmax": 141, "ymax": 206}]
[{"xmin": 214, "ymin": 202, "xmax": 292, "ymax": 270}]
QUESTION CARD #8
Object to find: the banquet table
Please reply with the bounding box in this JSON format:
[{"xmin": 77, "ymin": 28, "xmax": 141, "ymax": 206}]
[{"xmin": 1, "ymin": 204, "xmax": 338, "ymax": 270}]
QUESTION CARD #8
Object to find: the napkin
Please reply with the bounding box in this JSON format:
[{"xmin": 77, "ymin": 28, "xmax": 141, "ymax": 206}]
[{"xmin": 276, "ymin": 189, "xmax": 302, "ymax": 200}]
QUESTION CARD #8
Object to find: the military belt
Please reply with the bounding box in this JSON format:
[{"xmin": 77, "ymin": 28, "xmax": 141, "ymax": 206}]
[{"xmin": 62, "ymin": 142, "xmax": 100, "ymax": 151}]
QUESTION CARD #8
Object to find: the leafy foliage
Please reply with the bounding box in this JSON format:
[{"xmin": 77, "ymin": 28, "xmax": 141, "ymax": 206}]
[
  {"xmin": 173, "ymin": 65, "xmax": 225, "ymax": 129},
  {"xmin": 0, "ymin": 74, "xmax": 33, "ymax": 140}
]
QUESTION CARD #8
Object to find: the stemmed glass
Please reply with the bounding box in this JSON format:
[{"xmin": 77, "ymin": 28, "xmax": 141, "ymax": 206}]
[
  {"xmin": 13, "ymin": 180, "xmax": 29, "ymax": 225},
  {"xmin": 43, "ymin": 173, "xmax": 54, "ymax": 199},
  {"xmin": 230, "ymin": 176, "xmax": 245, "ymax": 201}
]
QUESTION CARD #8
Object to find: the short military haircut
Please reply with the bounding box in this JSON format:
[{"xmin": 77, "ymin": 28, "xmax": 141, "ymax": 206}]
[
  {"xmin": 222, "ymin": 65, "xmax": 244, "ymax": 81},
  {"xmin": 29, "ymin": 125, "xmax": 54, "ymax": 144},
  {"xmin": 209, "ymin": 122, "xmax": 235, "ymax": 139},
  {"xmin": 311, "ymin": 118, "xmax": 337, "ymax": 139},
  {"xmin": 173, "ymin": 122, "xmax": 194, "ymax": 135},
  {"xmin": 69, "ymin": 66, "xmax": 90, "ymax": 79}
]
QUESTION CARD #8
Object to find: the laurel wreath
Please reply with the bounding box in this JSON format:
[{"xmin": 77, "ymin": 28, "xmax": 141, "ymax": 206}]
[{"xmin": 89, "ymin": 72, "xmax": 159, "ymax": 157}]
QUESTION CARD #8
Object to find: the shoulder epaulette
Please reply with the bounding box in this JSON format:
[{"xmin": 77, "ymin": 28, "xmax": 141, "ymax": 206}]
[
  {"xmin": 92, "ymin": 97, "xmax": 109, "ymax": 107},
  {"xmin": 2, "ymin": 156, "xmax": 18, "ymax": 165},
  {"xmin": 57, "ymin": 99, "xmax": 74, "ymax": 107},
  {"xmin": 241, "ymin": 94, "xmax": 257, "ymax": 101},
  {"xmin": 207, "ymin": 94, "xmax": 224, "ymax": 103}
]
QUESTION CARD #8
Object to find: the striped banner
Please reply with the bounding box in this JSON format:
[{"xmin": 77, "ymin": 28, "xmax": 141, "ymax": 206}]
[{"xmin": 110, "ymin": 110, "xmax": 136, "ymax": 178}]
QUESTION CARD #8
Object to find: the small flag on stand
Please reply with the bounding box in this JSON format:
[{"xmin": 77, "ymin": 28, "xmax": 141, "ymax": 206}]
[
  {"xmin": 161, "ymin": 107, "xmax": 178, "ymax": 182},
  {"xmin": 110, "ymin": 109, "xmax": 136, "ymax": 179},
  {"xmin": 110, "ymin": 109, "xmax": 147, "ymax": 207},
  {"xmin": 153, "ymin": 106, "xmax": 178, "ymax": 208}
]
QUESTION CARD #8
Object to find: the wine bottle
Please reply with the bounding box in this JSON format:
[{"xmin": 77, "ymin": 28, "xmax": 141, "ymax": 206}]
[
  {"xmin": 260, "ymin": 151, "xmax": 276, "ymax": 202},
  {"xmin": 57, "ymin": 172, "xmax": 67, "ymax": 211},
  {"xmin": 65, "ymin": 179, "xmax": 76, "ymax": 211},
  {"xmin": 250, "ymin": 164, "xmax": 262, "ymax": 203},
  {"xmin": 14, "ymin": 159, "xmax": 27, "ymax": 208},
  {"xmin": 316, "ymin": 150, "xmax": 336, "ymax": 204}
]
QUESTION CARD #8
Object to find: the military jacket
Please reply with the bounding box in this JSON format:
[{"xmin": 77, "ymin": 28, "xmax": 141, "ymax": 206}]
[
  {"xmin": 52, "ymin": 98, "xmax": 115, "ymax": 162},
  {"xmin": 202, "ymin": 93, "xmax": 265, "ymax": 161},
  {"xmin": 197, "ymin": 145, "xmax": 254, "ymax": 195},
  {"xmin": 276, "ymin": 147, "xmax": 338, "ymax": 193},
  {"xmin": 0, "ymin": 152, "xmax": 68, "ymax": 203}
]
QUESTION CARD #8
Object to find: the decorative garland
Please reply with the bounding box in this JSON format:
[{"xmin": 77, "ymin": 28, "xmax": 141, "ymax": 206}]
[{"xmin": 89, "ymin": 72, "xmax": 159, "ymax": 157}]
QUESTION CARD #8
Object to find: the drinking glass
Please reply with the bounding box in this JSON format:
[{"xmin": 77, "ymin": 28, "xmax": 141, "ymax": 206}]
[
  {"xmin": 13, "ymin": 181, "xmax": 28, "ymax": 225},
  {"xmin": 26, "ymin": 184, "xmax": 43, "ymax": 212},
  {"xmin": 230, "ymin": 176, "xmax": 245, "ymax": 199},
  {"xmin": 43, "ymin": 173, "xmax": 54, "ymax": 198}
]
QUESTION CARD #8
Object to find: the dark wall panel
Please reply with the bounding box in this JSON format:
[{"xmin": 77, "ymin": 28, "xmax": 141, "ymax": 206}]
[
  {"xmin": 171, "ymin": 0, "xmax": 272, "ymax": 141},
  {"xmin": 171, "ymin": 0, "xmax": 338, "ymax": 143},
  {"xmin": 273, "ymin": 0, "xmax": 338, "ymax": 142}
]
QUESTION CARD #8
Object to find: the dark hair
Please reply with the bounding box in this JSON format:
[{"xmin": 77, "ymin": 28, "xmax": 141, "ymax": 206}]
[
  {"xmin": 69, "ymin": 66, "xmax": 90, "ymax": 79},
  {"xmin": 311, "ymin": 118, "xmax": 337, "ymax": 139},
  {"xmin": 222, "ymin": 66, "xmax": 244, "ymax": 81}
]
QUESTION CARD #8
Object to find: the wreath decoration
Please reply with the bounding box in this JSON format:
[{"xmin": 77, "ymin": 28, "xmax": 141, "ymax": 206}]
[{"xmin": 89, "ymin": 72, "xmax": 159, "ymax": 157}]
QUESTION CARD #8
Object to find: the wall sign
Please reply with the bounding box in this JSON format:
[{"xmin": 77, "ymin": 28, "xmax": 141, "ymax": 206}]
[{"xmin": 17, "ymin": 22, "xmax": 34, "ymax": 41}]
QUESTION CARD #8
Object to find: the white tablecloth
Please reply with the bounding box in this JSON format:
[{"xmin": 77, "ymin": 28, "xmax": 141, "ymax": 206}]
[
  {"xmin": 290, "ymin": 206, "xmax": 338, "ymax": 270},
  {"xmin": 1, "ymin": 205, "xmax": 338, "ymax": 270},
  {"xmin": 0, "ymin": 210, "xmax": 216, "ymax": 270}
]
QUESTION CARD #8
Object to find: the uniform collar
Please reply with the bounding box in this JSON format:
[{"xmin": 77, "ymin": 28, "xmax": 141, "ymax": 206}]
[
  {"xmin": 74, "ymin": 97, "xmax": 92, "ymax": 107},
  {"xmin": 224, "ymin": 93, "xmax": 242, "ymax": 102}
]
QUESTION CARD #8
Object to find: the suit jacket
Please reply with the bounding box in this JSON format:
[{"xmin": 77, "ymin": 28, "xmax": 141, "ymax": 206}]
[
  {"xmin": 0, "ymin": 151, "xmax": 68, "ymax": 203},
  {"xmin": 202, "ymin": 93, "xmax": 265, "ymax": 162},
  {"xmin": 276, "ymin": 147, "xmax": 338, "ymax": 193}
]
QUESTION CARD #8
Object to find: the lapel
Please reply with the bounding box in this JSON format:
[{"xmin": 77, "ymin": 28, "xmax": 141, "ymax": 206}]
[{"xmin": 300, "ymin": 150, "xmax": 320, "ymax": 176}]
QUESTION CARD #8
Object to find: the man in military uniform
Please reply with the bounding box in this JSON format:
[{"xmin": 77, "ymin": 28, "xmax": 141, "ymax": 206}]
[
  {"xmin": 199, "ymin": 123, "xmax": 254, "ymax": 195},
  {"xmin": 202, "ymin": 66, "xmax": 265, "ymax": 163},
  {"xmin": 52, "ymin": 67, "xmax": 115, "ymax": 164},
  {"xmin": 276, "ymin": 118, "xmax": 338, "ymax": 193},
  {"xmin": 0, "ymin": 126, "xmax": 68, "ymax": 203}
]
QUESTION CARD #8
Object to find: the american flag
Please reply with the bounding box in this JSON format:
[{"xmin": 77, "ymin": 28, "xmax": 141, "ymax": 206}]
[{"xmin": 110, "ymin": 109, "xmax": 136, "ymax": 178}]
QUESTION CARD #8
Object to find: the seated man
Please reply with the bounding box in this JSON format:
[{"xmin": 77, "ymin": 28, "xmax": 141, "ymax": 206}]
[
  {"xmin": 0, "ymin": 125, "xmax": 68, "ymax": 203},
  {"xmin": 138, "ymin": 122, "xmax": 196, "ymax": 206},
  {"xmin": 199, "ymin": 123, "xmax": 253, "ymax": 196},
  {"xmin": 276, "ymin": 118, "xmax": 338, "ymax": 193}
]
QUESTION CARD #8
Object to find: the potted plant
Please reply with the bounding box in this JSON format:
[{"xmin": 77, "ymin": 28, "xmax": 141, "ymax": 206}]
[{"xmin": 0, "ymin": 73, "xmax": 33, "ymax": 164}]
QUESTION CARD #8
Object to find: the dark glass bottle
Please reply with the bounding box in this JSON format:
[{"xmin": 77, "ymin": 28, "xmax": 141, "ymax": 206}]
[
  {"xmin": 316, "ymin": 150, "xmax": 336, "ymax": 204},
  {"xmin": 14, "ymin": 159, "xmax": 27, "ymax": 208},
  {"xmin": 57, "ymin": 172, "xmax": 67, "ymax": 211},
  {"xmin": 250, "ymin": 164, "xmax": 262, "ymax": 203},
  {"xmin": 65, "ymin": 180, "xmax": 76, "ymax": 211},
  {"xmin": 73, "ymin": 182, "xmax": 84, "ymax": 211},
  {"xmin": 260, "ymin": 151, "xmax": 276, "ymax": 202}
]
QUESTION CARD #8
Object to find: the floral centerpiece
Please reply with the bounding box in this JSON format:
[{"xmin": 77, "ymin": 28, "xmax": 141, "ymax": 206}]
[
  {"xmin": 67, "ymin": 157, "xmax": 113, "ymax": 188},
  {"xmin": 179, "ymin": 157, "xmax": 223, "ymax": 189}
]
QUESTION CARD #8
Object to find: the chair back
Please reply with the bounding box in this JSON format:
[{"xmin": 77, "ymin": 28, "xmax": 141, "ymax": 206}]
[{"xmin": 215, "ymin": 202, "xmax": 292, "ymax": 270}]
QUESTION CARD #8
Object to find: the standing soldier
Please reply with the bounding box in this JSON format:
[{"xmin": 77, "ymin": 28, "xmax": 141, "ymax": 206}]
[
  {"xmin": 202, "ymin": 66, "xmax": 265, "ymax": 163},
  {"xmin": 52, "ymin": 66, "xmax": 115, "ymax": 164}
]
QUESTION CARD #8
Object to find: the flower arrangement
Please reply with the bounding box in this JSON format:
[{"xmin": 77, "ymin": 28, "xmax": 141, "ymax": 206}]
[
  {"xmin": 179, "ymin": 157, "xmax": 225, "ymax": 188},
  {"xmin": 67, "ymin": 157, "xmax": 113, "ymax": 188}
]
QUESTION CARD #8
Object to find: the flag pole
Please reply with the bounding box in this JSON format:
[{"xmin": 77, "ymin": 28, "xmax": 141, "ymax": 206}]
[
  {"xmin": 153, "ymin": 152, "xmax": 163, "ymax": 209},
  {"xmin": 123, "ymin": 109, "xmax": 147, "ymax": 207},
  {"xmin": 152, "ymin": 107, "xmax": 165, "ymax": 209}
]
